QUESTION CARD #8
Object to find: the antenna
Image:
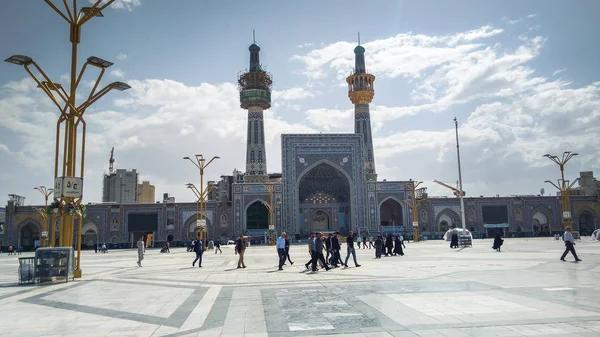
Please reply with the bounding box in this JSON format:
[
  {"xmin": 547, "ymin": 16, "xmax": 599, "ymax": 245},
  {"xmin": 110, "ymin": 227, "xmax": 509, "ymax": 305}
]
[
  {"xmin": 358, "ymin": 31, "xmax": 361, "ymax": 45},
  {"xmin": 253, "ymin": 29, "xmax": 256, "ymax": 44}
]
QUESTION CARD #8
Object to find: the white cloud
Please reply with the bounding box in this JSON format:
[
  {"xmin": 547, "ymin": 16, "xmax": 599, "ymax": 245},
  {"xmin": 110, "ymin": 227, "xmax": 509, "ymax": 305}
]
[
  {"xmin": 291, "ymin": 25, "xmax": 503, "ymax": 81},
  {"xmin": 110, "ymin": 69, "xmax": 125, "ymax": 79},
  {"xmin": 94, "ymin": 0, "xmax": 141, "ymax": 11},
  {"xmin": 552, "ymin": 69, "xmax": 565, "ymax": 76},
  {"xmin": 296, "ymin": 43, "xmax": 314, "ymax": 48},
  {"xmin": 116, "ymin": 53, "xmax": 127, "ymax": 61},
  {"xmin": 272, "ymin": 87, "xmax": 314, "ymax": 101}
]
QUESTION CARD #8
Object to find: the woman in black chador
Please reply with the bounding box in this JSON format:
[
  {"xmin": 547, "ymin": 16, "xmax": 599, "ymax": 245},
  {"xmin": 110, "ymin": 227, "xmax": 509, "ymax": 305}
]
[
  {"xmin": 492, "ymin": 233, "xmax": 503, "ymax": 252},
  {"xmin": 393, "ymin": 236, "xmax": 404, "ymax": 256},
  {"xmin": 450, "ymin": 231, "xmax": 459, "ymax": 249},
  {"xmin": 374, "ymin": 236, "xmax": 383, "ymax": 258}
]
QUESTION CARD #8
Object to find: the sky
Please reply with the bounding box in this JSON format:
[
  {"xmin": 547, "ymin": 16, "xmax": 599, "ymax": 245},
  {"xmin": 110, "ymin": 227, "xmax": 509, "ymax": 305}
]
[{"xmin": 1, "ymin": 0, "xmax": 599, "ymax": 206}]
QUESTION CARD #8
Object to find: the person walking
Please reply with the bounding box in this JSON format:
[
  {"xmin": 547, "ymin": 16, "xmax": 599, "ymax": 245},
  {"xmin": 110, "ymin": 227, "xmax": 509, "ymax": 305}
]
[
  {"xmin": 362, "ymin": 235, "xmax": 368, "ymax": 249},
  {"xmin": 235, "ymin": 235, "xmax": 247, "ymax": 268},
  {"xmin": 393, "ymin": 236, "xmax": 404, "ymax": 256},
  {"xmin": 284, "ymin": 234, "xmax": 294, "ymax": 265},
  {"xmin": 325, "ymin": 233, "xmax": 333, "ymax": 264},
  {"xmin": 214, "ymin": 239, "xmax": 222, "ymax": 254},
  {"xmin": 560, "ymin": 227, "xmax": 582, "ymax": 262},
  {"xmin": 374, "ymin": 235, "xmax": 383, "ymax": 258},
  {"xmin": 344, "ymin": 231, "xmax": 361, "ymax": 267},
  {"xmin": 311, "ymin": 232, "xmax": 330, "ymax": 272},
  {"xmin": 276, "ymin": 232, "xmax": 287, "ymax": 270},
  {"xmin": 305, "ymin": 233, "xmax": 316, "ymax": 269},
  {"xmin": 492, "ymin": 233, "xmax": 503, "ymax": 252},
  {"xmin": 136, "ymin": 237, "xmax": 145, "ymax": 267},
  {"xmin": 331, "ymin": 232, "xmax": 342, "ymax": 267},
  {"xmin": 192, "ymin": 238, "xmax": 203, "ymax": 267}
]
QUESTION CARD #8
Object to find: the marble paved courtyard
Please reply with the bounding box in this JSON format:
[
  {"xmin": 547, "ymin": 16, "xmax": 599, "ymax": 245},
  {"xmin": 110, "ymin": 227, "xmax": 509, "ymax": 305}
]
[{"xmin": 1, "ymin": 238, "xmax": 600, "ymax": 337}]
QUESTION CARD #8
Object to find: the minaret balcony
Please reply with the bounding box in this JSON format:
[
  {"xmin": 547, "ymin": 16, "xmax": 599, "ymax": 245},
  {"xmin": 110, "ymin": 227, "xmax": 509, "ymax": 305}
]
[{"xmin": 240, "ymin": 89, "xmax": 271, "ymax": 109}]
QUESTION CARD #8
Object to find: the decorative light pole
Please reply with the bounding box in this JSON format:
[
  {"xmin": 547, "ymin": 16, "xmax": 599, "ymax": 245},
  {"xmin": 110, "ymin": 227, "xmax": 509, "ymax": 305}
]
[
  {"xmin": 454, "ymin": 117, "xmax": 467, "ymax": 236},
  {"xmin": 262, "ymin": 183, "xmax": 281, "ymax": 245},
  {"xmin": 407, "ymin": 179, "xmax": 425, "ymax": 242},
  {"xmin": 544, "ymin": 152, "xmax": 579, "ymax": 231},
  {"xmin": 184, "ymin": 154, "xmax": 219, "ymax": 249},
  {"xmin": 6, "ymin": 1, "xmax": 131, "ymax": 278},
  {"xmin": 34, "ymin": 186, "xmax": 54, "ymax": 247}
]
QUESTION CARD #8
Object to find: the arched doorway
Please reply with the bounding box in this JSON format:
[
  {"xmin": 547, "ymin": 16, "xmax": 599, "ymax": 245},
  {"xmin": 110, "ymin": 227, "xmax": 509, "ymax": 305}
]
[
  {"xmin": 81, "ymin": 222, "xmax": 98, "ymax": 249},
  {"xmin": 532, "ymin": 211, "xmax": 548, "ymax": 234},
  {"xmin": 185, "ymin": 215, "xmax": 213, "ymax": 241},
  {"xmin": 578, "ymin": 211, "xmax": 594, "ymax": 236},
  {"xmin": 435, "ymin": 209, "xmax": 460, "ymax": 233},
  {"xmin": 380, "ymin": 198, "xmax": 403, "ymax": 227},
  {"xmin": 311, "ymin": 210, "xmax": 330, "ymax": 231},
  {"xmin": 298, "ymin": 162, "xmax": 351, "ymax": 234},
  {"xmin": 246, "ymin": 201, "xmax": 269, "ymax": 230},
  {"xmin": 19, "ymin": 222, "xmax": 41, "ymax": 250},
  {"xmin": 167, "ymin": 234, "xmax": 174, "ymax": 242}
]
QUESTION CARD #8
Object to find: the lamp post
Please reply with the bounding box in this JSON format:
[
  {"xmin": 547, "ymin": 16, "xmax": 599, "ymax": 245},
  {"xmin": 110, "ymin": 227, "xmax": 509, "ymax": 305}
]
[
  {"xmin": 34, "ymin": 186, "xmax": 54, "ymax": 247},
  {"xmin": 543, "ymin": 152, "xmax": 579, "ymax": 232},
  {"xmin": 184, "ymin": 155, "xmax": 220, "ymax": 249},
  {"xmin": 454, "ymin": 117, "xmax": 467, "ymax": 236},
  {"xmin": 5, "ymin": 1, "xmax": 131, "ymax": 278},
  {"xmin": 407, "ymin": 179, "xmax": 424, "ymax": 242},
  {"xmin": 262, "ymin": 183, "xmax": 281, "ymax": 245}
]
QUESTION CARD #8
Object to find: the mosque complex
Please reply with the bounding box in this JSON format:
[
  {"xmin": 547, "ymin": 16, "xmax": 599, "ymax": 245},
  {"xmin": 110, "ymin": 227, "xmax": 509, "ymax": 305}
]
[{"xmin": 2, "ymin": 41, "xmax": 599, "ymax": 250}]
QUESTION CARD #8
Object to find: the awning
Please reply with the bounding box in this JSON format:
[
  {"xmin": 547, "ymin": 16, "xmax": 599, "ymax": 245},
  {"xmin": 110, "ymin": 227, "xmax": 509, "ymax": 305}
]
[{"xmin": 484, "ymin": 223, "xmax": 509, "ymax": 228}]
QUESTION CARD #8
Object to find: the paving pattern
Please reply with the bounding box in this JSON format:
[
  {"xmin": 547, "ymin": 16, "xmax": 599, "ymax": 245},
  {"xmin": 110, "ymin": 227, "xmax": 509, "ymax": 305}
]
[{"xmin": 0, "ymin": 238, "xmax": 599, "ymax": 336}]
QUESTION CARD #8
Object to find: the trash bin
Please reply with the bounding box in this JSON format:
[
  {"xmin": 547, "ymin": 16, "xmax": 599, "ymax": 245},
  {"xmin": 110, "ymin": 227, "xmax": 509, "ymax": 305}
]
[{"xmin": 18, "ymin": 257, "xmax": 35, "ymax": 285}]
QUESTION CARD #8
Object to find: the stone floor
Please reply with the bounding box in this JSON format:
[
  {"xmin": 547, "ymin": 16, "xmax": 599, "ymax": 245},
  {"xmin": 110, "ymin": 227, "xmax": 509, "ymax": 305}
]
[{"xmin": 1, "ymin": 237, "xmax": 599, "ymax": 337}]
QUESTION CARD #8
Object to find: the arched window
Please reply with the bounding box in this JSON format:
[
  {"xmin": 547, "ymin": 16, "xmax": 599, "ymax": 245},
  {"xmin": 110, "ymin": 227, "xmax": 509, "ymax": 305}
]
[
  {"xmin": 258, "ymin": 150, "xmax": 263, "ymax": 163},
  {"xmin": 250, "ymin": 150, "xmax": 255, "ymax": 162}
]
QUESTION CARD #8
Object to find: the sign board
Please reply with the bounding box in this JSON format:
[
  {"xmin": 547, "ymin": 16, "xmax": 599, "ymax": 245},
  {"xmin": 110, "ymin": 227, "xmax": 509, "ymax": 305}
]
[
  {"xmin": 562, "ymin": 211, "xmax": 571, "ymax": 219},
  {"xmin": 54, "ymin": 176, "xmax": 83, "ymax": 198},
  {"xmin": 196, "ymin": 219, "xmax": 206, "ymax": 229},
  {"xmin": 41, "ymin": 231, "xmax": 48, "ymax": 237},
  {"xmin": 412, "ymin": 221, "xmax": 419, "ymax": 227},
  {"xmin": 269, "ymin": 225, "xmax": 275, "ymax": 230}
]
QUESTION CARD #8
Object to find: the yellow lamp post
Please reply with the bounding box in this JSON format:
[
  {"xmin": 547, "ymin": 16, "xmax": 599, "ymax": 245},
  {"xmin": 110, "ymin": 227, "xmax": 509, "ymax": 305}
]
[
  {"xmin": 34, "ymin": 186, "xmax": 54, "ymax": 247},
  {"xmin": 544, "ymin": 152, "xmax": 580, "ymax": 231},
  {"xmin": 185, "ymin": 183, "xmax": 215, "ymax": 247},
  {"xmin": 184, "ymin": 155, "xmax": 219, "ymax": 249},
  {"xmin": 407, "ymin": 179, "xmax": 425, "ymax": 242},
  {"xmin": 5, "ymin": 0, "xmax": 131, "ymax": 278},
  {"xmin": 262, "ymin": 183, "xmax": 281, "ymax": 245}
]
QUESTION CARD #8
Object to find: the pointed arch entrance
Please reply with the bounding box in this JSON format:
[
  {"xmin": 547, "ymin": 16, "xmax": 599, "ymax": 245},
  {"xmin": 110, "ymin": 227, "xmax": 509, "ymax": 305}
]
[
  {"xmin": 246, "ymin": 200, "xmax": 269, "ymax": 230},
  {"xmin": 19, "ymin": 221, "xmax": 42, "ymax": 250},
  {"xmin": 311, "ymin": 210, "xmax": 330, "ymax": 232},
  {"xmin": 379, "ymin": 198, "xmax": 403, "ymax": 227},
  {"xmin": 298, "ymin": 161, "xmax": 352, "ymax": 234},
  {"xmin": 578, "ymin": 211, "xmax": 594, "ymax": 236}
]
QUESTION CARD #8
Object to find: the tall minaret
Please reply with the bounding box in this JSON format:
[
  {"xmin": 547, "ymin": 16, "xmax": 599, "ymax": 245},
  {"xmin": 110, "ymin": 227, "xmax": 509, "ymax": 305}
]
[
  {"xmin": 346, "ymin": 37, "xmax": 377, "ymax": 181},
  {"xmin": 238, "ymin": 37, "xmax": 272, "ymax": 183}
]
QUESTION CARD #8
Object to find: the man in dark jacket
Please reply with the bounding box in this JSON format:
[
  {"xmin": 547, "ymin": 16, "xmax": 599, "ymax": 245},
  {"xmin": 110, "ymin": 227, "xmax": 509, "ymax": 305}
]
[
  {"xmin": 385, "ymin": 234, "xmax": 394, "ymax": 256},
  {"xmin": 235, "ymin": 235, "xmax": 247, "ymax": 268},
  {"xmin": 325, "ymin": 233, "xmax": 333, "ymax": 264},
  {"xmin": 331, "ymin": 232, "xmax": 342, "ymax": 267},
  {"xmin": 311, "ymin": 232, "xmax": 329, "ymax": 272},
  {"xmin": 344, "ymin": 231, "xmax": 361, "ymax": 267},
  {"xmin": 192, "ymin": 238, "xmax": 203, "ymax": 267}
]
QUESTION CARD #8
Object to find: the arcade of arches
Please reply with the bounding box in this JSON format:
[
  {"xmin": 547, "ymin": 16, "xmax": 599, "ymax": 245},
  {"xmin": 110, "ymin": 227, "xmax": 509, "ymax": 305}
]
[
  {"xmin": 380, "ymin": 198, "xmax": 403, "ymax": 227},
  {"xmin": 532, "ymin": 211, "xmax": 549, "ymax": 233},
  {"xmin": 298, "ymin": 163, "xmax": 351, "ymax": 232}
]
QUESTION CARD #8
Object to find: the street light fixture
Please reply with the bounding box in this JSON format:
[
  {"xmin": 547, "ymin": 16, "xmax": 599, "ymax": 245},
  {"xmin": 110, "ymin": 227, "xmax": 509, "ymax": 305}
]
[
  {"xmin": 87, "ymin": 56, "xmax": 113, "ymax": 69},
  {"xmin": 184, "ymin": 154, "xmax": 220, "ymax": 249},
  {"xmin": 4, "ymin": 55, "xmax": 33, "ymax": 65},
  {"xmin": 543, "ymin": 151, "xmax": 579, "ymax": 232},
  {"xmin": 112, "ymin": 81, "xmax": 132, "ymax": 91},
  {"xmin": 5, "ymin": 0, "xmax": 126, "ymax": 279},
  {"xmin": 34, "ymin": 185, "xmax": 54, "ymax": 248}
]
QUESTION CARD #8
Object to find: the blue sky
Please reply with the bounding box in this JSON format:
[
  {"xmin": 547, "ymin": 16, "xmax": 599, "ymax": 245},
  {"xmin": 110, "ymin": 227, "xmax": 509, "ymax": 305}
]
[{"xmin": 1, "ymin": 0, "xmax": 599, "ymax": 206}]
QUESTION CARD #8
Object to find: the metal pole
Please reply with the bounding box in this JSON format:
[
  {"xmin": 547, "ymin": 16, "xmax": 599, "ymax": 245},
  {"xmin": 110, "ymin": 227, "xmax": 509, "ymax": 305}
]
[{"xmin": 454, "ymin": 118, "xmax": 467, "ymax": 236}]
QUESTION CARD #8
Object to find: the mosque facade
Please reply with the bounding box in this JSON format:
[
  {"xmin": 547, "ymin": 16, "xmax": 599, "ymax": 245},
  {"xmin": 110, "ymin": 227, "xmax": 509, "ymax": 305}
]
[{"xmin": 2, "ymin": 42, "xmax": 599, "ymax": 250}]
